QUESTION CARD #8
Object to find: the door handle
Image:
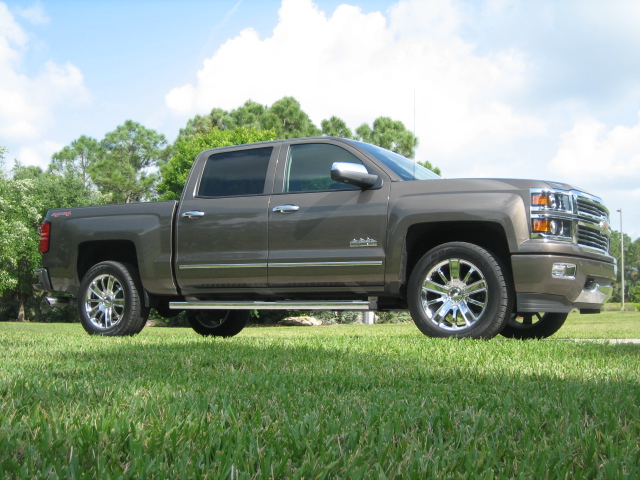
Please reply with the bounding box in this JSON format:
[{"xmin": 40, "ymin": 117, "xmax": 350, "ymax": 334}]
[
  {"xmin": 182, "ymin": 211, "xmax": 205, "ymax": 219},
  {"xmin": 272, "ymin": 205, "xmax": 300, "ymax": 213}
]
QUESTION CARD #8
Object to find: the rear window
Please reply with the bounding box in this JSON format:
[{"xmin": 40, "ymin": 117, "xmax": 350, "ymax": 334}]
[{"xmin": 197, "ymin": 147, "xmax": 272, "ymax": 197}]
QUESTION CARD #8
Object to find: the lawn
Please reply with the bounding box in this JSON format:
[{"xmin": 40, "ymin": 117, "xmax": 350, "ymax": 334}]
[{"xmin": 1, "ymin": 313, "xmax": 639, "ymax": 479}]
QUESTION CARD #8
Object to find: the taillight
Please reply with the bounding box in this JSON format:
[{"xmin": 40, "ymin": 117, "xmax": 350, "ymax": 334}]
[{"xmin": 39, "ymin": 221, "xmax": 51, "ymax": 253}]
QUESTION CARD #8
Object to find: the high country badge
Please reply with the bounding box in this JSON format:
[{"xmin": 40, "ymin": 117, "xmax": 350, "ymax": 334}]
[{"xmin": 350, "ymin": 238, "xmax": 378, "ymax": 248}]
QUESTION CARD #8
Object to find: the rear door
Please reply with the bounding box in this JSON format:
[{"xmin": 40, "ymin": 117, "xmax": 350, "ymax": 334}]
[
  {"xmin": 267, "ymin": 140, "xmax": 390, "ymax": 288},
  {"xmin": 175, "ymin": 144, "xmax": 279, "ymax": 293}
]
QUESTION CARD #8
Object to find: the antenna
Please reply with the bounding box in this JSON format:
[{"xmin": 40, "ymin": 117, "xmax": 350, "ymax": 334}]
[{"xmin": 413, "ymin": 89, "xmax": 416, "ymax": 179}]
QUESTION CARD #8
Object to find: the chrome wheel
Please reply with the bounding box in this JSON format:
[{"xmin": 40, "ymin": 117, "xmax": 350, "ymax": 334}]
[
  {"xmin": 409, "ymin": 243, "xmax": 512, "ymax": 339},
  {"xmin": 84, "ymin": 273, "xmax": 126, "ymax": 330},
  {"xmin": 420, "ymin": 258, "xmax": 489, "ymax": 332}
]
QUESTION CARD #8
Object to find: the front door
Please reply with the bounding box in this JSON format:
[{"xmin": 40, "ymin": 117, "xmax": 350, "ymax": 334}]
[{"xmin": 268, "ymin": 142, "xmax": 389, "ymax": 288}]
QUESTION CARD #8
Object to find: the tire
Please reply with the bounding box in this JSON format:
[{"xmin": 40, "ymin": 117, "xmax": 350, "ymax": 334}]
[
  {"xmin": 500, "ymin": 312, "xmax": 568, "ymax": 339},
  {"xmin": 78, "ymin": 261, "xmax": 149, "ymax": 336},
  {"xmin": 407, "ymin": 242, "xmax": 513, "ymax": 339},
  {"xmin": 187, "ymin": 310, "xmax": 249, "ymax": 337}
]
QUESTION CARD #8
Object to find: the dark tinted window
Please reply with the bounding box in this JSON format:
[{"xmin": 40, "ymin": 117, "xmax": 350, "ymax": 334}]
[
  {"xmin": 285, "ymin": 144, "xmax": 365, "ymax": 192},
  {"xmin": 198, "ymin": 147, "xmax": 272, "ymax": 197}
]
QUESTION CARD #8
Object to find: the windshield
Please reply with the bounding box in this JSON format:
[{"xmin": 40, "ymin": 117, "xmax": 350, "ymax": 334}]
[{"xmin": 355, "ymin": 141, "xmax": 441, "ymax": 180}]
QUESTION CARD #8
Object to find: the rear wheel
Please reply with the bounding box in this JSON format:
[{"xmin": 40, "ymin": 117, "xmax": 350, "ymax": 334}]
[
  {"xmin": 500, "ymin": 312, "xmax": 568, "ymax": 339},
  {"xmin": 408, "ymin": 242, "xmax": 513, "ymax": 339},
  {"xmin": 78, "ymin": 261, "xmax": 149, "ymax": 336},
  {"xmin": 187, "ymin": 310, "xmax": 249, "ymax": 337}
]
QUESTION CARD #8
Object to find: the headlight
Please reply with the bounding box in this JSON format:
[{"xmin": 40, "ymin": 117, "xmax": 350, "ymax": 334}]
[
  {"xmin": 531, "ymin": 190, "xmax": 572, "ymax": 212},
  {"xmin": 530, "ymin": 188, "xmax": 574, "ymax": 242},
  {"xmin": 531, "ymin": 218, "xmax": 572, "ymax": 237}
]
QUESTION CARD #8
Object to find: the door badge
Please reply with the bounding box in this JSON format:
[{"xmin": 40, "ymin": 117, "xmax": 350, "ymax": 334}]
[{"xmin": 350, "ymin": 238, "xmax": 378, "ymax": 248}]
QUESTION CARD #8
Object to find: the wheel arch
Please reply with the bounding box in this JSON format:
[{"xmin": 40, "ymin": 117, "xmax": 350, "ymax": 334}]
[
  {"xmin": 77, "ymin": 240, "xmax": 139, "ymax": 285},
  {"xmin": 404, "ymin": 221, "xmax": 513, "ymax": 292}
]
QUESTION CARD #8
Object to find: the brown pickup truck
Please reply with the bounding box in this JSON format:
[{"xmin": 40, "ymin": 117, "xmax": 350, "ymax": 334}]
[{"xmin": 35, "ymin": 137, "xmax": 616, "ymax": 339}]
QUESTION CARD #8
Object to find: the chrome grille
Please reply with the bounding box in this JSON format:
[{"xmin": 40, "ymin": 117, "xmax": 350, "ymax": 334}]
[{"xmin": 575, "ymin": 195, "xmax": 610, "ymax": 253}]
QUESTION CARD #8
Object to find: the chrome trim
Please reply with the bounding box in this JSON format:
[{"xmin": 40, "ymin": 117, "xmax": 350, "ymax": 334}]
[
  {"xmin": 574, "ymin": 282, "xmax": 613, "ymax": 305},
  {"xmin": 551, "ymin": 263, "xmax": 576, "ymax": 279},
  {"xmin": 332, "ymin": 162, "xmax": 368, "ymax": 174},
  {"xmin": 269, "ymin": 261, "xmax": 383, "ymax": 268},
  {"xmin": 179, "ymin": 260, "xmax": 382, "ymax": 270},
  {"xmin": 170, "ymin": 300, "xmax": 372, "ymax": 310},
  {"xmin": 181, "ymin": 211, "xmax": 205, "ymax": 219},
  {"xmin": 179, "ymin": 263, "xmax": 267, "ymax": 270},
  {"xmin": 272, "ymin": 205, "xmax": 300, "ymax": 213}
]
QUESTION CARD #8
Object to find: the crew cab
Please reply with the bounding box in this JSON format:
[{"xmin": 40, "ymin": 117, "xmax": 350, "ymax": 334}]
[{"xmin": 35, "ymin": 137, "xmax": 616, "ymax": 339}]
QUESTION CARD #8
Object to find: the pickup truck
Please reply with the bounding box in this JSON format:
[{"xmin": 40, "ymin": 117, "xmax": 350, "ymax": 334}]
[{"xmin": 35, "ymin": 137, "xmax": 616, "ymax": 339}]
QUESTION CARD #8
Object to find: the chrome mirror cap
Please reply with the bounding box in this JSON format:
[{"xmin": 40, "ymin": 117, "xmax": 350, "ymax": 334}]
[{"xmin": 331, "ymin": 162, "xmax": 378, "ymax": 189}]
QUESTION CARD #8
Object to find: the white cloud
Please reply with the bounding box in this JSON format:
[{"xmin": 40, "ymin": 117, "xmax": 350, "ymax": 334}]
[
  {"xmin": 15, "ymin": 1, "xmax": 49, "ymax": 25},
  {"xmin": 165, "ymin": 0, "xmax": 543, "ymax": 157},
  {"xmin": 549, "ymin": 114, "xmax": 640, "ymax": 239},
  {"xmin": 16, "ymin": 140, "xmax": 62, "ymax": 167},
  {"xmin": 550, "ymin": 115, "xmax": 640, "ymax": 186},
  {"xmin": 0, "ymin": 2, "xmax": 89, "ymax": 168}
]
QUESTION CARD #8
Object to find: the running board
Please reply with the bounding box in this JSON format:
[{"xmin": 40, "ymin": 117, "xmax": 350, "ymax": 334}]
[{"xmin": 169, "ymin": 300, "xmax": 375, "ymax": 311}]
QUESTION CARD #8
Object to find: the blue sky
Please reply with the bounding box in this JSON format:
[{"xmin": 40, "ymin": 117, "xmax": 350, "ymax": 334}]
[{"xmin": 1, "ymin": 0, "xmax": 639, "ymax": 238}]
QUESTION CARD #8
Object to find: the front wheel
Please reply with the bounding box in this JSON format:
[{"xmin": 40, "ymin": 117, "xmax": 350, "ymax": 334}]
[
  {"xmin": 500, "ymin": 312, "xmax": 568, "ymax": 339},
  {"xmin": 187, "ymin": 310, "xmax": 249, "ymax": 337},
  {"xmin": 78, "ymin": 261, "xmax": 149, "ymax": 336},
  {"xmin": 407, "ymin": 242, "xmax": 513, "ymax": 339}
]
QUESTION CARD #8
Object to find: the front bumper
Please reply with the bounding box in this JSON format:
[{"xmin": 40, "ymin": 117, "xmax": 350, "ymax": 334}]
[{"xmin": 511, "ymin": 254, "xmax": 615, "ymax": 313}]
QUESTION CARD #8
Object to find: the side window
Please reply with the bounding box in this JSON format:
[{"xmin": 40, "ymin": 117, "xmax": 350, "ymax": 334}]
[
  {"xmin": 284, "ymin": 144, "xmax": 365, "ymax": 193},
  {"xmin": 198, "ymin": 147, "xmax": 272, "ymax": 197}
]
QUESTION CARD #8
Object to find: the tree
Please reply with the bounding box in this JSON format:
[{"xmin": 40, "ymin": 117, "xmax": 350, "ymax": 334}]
[
  {"xmin": 50, "ymin": 135, "xmax": 100, "ymax": 189},
  {"xmin": 0, "ymin": 163, "xmax": 107, "ymax": 322},
  {"xmin": 609, "ymin": 231, "xmax": 640, "ymax": 304},
  {"xmin": 263, "ymin": 97, "xmax": 321, "ymax": 138},
  {"xmin": 321, "ymin": 116, "xmax": 353, "ymax": 138},
  {"xmin": 179, "ymin": 97, "xmax": 321, "ymax": 140},
  {"xmin": 179, "ymin": 108, "xmax": 230, "ymax": 137},
  {"xmin": 0, "ymin": 172, "xmax": 42, "ymax": 321},
  {"xmin": 158, "ymin": 127, "xmax": 277, "ymax": 200},
  {"xmin": 90, "ymin": 120, "xmax": 169, "ymax": 203},
  {"xmin": 356, "ymin": 117, "xmax": 418, "ymax": 158},
  {"xmin": 177, "ymin": 97, "xmax": 441, "ymax": 174},
  {"xmin": 418, "ymin": 160, "xmax": 442, "ymax": 176},
  {"xmin": 227, "ymin": 100, "xmax": 268, "ymax": 131}
]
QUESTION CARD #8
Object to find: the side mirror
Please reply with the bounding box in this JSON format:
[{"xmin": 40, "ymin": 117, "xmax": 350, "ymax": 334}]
[{"xmin": 331, "ymin": 162, "xmax": 378, "ymax": 189}]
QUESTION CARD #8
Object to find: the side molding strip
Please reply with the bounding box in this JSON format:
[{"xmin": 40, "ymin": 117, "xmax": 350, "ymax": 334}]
[{"xmin": 178, "ymin": 261, "xmax": 382, "ymax": 270}]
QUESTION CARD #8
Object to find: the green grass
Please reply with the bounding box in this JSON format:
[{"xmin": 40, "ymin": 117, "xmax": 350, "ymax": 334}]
[
  {"xmin": 1, "ymin": 314, "xmax": 639, "ymax": 479},
  {"xmin": 555, "ymin": 310, "xmax": 640, "ymax": 339}
]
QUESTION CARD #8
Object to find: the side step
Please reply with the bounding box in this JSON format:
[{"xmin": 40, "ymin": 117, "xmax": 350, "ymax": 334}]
[{"xmin": 169, "ymin": 299, "xmax": 376, "ymax": 311}]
